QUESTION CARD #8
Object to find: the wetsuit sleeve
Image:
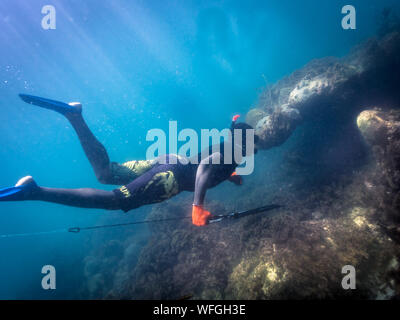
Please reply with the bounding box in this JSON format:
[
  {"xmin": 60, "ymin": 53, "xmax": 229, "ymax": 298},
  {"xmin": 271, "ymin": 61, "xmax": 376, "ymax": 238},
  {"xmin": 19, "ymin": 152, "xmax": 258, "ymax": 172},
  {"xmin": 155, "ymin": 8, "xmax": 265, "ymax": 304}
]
[{"xmin": 193, "ymin": 153, "xmax": 222, "ymax": 206}]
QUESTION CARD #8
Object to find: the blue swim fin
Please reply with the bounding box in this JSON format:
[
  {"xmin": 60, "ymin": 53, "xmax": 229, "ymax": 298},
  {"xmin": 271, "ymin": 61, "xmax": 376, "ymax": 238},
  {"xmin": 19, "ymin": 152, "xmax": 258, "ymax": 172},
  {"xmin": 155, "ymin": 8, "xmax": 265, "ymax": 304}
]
[
  {"xmin": 19, "ymin": 94, "xmax": 81, "ymax": 115},
  {"xmin": 0, "ymin": 186, "xmax": 25, "ymax": 201},
  {"xmin": 0, "ymin": 180, "xmax": 37, "ymax": 201}
]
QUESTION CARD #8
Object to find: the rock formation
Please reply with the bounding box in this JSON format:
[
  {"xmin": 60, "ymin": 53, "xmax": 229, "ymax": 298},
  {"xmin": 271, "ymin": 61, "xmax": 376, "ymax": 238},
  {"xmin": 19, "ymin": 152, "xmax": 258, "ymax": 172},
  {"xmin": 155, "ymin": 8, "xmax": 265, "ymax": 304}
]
[
  {"xmin": 251, "ymin": 32, "xmax": 400, "ymax": 150},
  {"xmin": 81, "ymin": 32, "xmax": 400, "ymax": 300}
]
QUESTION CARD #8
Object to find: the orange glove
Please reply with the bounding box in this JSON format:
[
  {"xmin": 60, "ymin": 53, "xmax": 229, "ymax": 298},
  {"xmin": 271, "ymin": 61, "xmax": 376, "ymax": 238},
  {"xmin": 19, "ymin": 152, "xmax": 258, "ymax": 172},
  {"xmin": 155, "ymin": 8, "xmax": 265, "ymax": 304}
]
[{"xmin": 192, "ymin": 204, "xmax": 212, "ymax": 226}]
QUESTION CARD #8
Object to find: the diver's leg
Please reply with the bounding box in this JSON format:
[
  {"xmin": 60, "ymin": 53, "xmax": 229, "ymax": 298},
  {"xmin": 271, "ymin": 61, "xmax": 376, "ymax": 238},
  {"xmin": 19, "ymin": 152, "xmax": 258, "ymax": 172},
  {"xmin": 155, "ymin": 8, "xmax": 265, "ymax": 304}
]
[
  {"xmin": 0, "ymin": 176, "xmax": 121, "ymax": 210},
  {"xmin": 18, "ymin": 95, "xmax": 114, "ymax": 183},
  {"xmin": 18, "ymin": 95, "xmax": 160, "ymax": 185},
  {"xmin": 64, "ymin": 106, "xmax": 114, "ymax": 183},
  {"xmin": 41, "ymin": 162, "xmax": 181, "ymax": 210},
  {"xmin": 1, "ymin": 166, "xmax": 181, "ymax": 211},
  {"xmin": 37, "ymin": 187, "xmax": 120, "ymax": 210}
]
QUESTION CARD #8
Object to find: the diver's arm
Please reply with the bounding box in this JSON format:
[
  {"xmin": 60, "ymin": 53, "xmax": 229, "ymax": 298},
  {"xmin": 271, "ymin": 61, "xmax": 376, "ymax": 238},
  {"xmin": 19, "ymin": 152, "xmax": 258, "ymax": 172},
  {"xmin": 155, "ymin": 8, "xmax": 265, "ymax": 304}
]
[
  {"xmin": 193, "ymin": 163, "xmax": 211, "ymax": 206},
  {"xmin": 193, "ymin": 153, "xmax": 221, "ymax": 205},
  {"xmin": 192, "ymin": 153, "xmax": 221, "ymax": 226}
]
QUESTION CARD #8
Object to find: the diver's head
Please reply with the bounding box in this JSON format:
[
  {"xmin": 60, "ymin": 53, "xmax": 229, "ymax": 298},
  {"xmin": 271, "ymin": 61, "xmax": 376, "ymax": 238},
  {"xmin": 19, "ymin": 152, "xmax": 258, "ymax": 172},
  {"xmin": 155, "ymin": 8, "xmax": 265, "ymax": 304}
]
[{"xmin": 230, "ymin": 115, "xmax": 259, "ymax": 157}]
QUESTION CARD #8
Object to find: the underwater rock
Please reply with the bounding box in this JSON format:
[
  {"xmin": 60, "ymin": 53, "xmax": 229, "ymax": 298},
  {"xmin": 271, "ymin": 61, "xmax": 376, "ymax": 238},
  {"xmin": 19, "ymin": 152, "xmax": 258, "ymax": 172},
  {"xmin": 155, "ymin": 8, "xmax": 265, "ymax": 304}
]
[
  {"xmin": 357, "ymin": 109, "xmax": 394, "ymax": 145},
  {"xmin": 80, "ymin": 219, "xmax": 150, "ymax": 299},
  {"xmin": 119, "ymin": 167, "xmax": 399, "ymax": 300},
  {"xmin": 251, "ymin": 32, "xmax": 400, "ymax": 150},
  {"xmin": 120, "ymin": 154, "xmax": 400, "ymax": 300},
  {"xmin": 227, "ymin": 253, "xmax": 288, "ymax": 299},
  {"xmin": 226, "ymin": 198, "xmax": 396, "ymax": 299},
  {"xmin": 357, "ymin": 108, "xmax": 400, "ymax": 227},
  {"xmin": 357, "ymin": 108, "xmax": 400, "ymax": 188},
  {"xmin": 80, "ymin": 32, "xmax": 400, "ymax": 301},
  {"xmin": 255, "ymin": 106, "xmax": 301, "ymax": 149},
  {"xmin": 245, "ymin": 108, "xmax": 267, "ymax": 128}
]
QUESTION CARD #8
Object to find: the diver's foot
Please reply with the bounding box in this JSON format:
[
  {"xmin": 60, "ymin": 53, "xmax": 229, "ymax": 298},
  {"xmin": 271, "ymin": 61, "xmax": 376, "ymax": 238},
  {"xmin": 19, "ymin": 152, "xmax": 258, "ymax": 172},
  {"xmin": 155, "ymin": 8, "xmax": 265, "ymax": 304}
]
[
  {"xmin": 64, "ymin": 102, "xmax": 83, "ymax": 121},
  {"xmin": 15, "ymin": 175, "xmax": 36, "ymax": 187},
  {"xmin": 0, "ymin": 176, "xmax": 39, "ymax": 201},
  {"xmin": 19, "ymin": 94, "xmax": 82, "ymax": 117},
  {"xmin": 67, "ymin": 102, "xmax": 82, "ymax": 113}
]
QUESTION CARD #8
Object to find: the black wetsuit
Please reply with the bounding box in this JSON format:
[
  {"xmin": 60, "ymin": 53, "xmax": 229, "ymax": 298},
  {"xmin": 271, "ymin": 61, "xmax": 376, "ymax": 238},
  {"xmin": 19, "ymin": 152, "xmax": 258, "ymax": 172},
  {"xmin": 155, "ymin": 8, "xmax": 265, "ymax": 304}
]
[{"xmin": 113, "ymin": 142, "xmax": 238, "ymax": 212}]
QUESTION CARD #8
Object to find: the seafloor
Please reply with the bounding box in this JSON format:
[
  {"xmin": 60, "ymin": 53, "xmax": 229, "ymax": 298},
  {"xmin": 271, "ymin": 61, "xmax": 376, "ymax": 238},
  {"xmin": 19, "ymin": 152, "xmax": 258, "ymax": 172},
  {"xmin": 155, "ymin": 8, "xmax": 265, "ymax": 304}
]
[{"xmin": 79, "ymin": 31, "xmax": 400, "ymax": 300}]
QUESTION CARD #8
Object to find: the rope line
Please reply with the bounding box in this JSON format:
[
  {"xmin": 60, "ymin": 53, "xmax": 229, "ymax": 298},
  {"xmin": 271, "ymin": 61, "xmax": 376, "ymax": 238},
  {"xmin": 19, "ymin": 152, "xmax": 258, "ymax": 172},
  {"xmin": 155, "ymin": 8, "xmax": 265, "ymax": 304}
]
[
  {"xmin": 0, "ymin": 229, "xmax": 67, "ymax": 238},
  {"xmin": 0, "ymin": 216, "xmax": 192, "ymax": 238},
  {"xmin": 0, "ymin": 204, "xmax": 282, "ymax": 238},
  {"xmin": 68, "ymin": 216, "xmax": 193, "ymax": 233}
]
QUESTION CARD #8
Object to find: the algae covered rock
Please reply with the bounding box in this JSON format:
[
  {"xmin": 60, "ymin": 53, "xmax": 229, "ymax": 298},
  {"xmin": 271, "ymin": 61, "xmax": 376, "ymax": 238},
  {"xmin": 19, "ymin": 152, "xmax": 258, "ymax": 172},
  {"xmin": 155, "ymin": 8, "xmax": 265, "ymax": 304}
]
[
  {"xmin": 287, "ymin": 58, "xmax": 357, "ymax": 106},
  {"xmin": 357, "ymin": 108, "xmax": 400, "ymax": 230},
  {"xmin": 227, "ymin": 254, "xmax": 288, "ymax": 299},
  {"xmin": 247, "ymin": 32, "xmax": 400, "ymax": 150},
  {"xmin": 357, "ymin": 109, "xmax": 393, "ymax": 146},
  {"xmin": 226, "ymin": 203, "xmax": 396, "ymax": 299},
  {"xmin": 245, "ymin": 108, "xmax": 267, "ymax": 128},
  {"xmin": 123, "ymin": 166, "xmax": 400, "ymax": 300},
  {"xmin": 357, "ymin": 108, "xmax": 400, "ymax": 190},
  {"xmin": 255, "ymin": 106, "xmax": 301, "ymax": 149}
]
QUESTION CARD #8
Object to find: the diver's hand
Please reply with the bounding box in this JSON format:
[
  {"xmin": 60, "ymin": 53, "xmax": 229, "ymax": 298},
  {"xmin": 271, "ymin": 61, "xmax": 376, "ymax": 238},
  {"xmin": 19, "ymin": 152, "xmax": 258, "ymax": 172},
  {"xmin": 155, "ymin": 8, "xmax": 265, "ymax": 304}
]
[
  {"xmin": 228, "ymin": 172, "xmax": 243, "ymax": 185},
  {"xmin": 192, "ymin": 204, "xmax": 212, "ymax": 226}
]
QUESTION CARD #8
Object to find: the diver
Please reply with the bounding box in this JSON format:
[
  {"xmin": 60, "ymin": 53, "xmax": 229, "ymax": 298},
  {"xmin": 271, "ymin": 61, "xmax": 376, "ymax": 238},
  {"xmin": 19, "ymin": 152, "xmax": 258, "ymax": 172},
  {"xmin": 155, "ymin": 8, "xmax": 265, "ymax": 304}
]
[{"xmin": 0, "ymin": 95, "xmax": 258, "ymax": 226}]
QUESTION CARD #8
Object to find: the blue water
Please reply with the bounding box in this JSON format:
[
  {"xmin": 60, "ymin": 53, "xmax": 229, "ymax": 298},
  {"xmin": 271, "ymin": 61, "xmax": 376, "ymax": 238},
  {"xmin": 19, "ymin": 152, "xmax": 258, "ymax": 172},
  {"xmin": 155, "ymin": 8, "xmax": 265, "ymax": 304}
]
[{"xmin": 0, "ymin": 0, "xmax": 398, "ymax": 299}]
